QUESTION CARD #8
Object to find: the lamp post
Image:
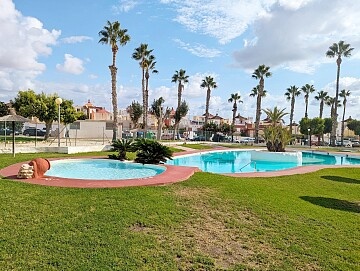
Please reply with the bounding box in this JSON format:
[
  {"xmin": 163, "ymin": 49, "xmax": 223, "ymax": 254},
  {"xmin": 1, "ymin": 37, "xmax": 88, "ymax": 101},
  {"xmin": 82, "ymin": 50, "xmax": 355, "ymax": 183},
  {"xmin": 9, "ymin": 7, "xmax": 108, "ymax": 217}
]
[
  {"xmin": 55, "ymin": 97, "xmax": 62, "ymax": 147},
  {"xmin": 308, "ymin": 128, "xmax": 311, "ymax": 148}
]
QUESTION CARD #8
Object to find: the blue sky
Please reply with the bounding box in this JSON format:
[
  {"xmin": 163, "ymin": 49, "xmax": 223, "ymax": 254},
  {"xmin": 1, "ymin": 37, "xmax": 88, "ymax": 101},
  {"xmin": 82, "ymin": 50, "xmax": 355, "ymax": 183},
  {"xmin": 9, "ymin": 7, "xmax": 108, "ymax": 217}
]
[{"xmin": 1, "ymin": 0, "xmax": 360, "ymax": 124}]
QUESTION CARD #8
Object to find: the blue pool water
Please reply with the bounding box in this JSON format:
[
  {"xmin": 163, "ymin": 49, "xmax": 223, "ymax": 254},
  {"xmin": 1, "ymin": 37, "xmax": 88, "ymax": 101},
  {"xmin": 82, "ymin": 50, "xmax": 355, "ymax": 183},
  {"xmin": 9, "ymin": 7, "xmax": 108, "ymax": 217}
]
[
  {"xmin": 166, "ymin": 151, "xmax": 360, "ymax": 173},
  {"xmin": 46, "ymin": 159, "xmax": 165, "ymax": 180}
]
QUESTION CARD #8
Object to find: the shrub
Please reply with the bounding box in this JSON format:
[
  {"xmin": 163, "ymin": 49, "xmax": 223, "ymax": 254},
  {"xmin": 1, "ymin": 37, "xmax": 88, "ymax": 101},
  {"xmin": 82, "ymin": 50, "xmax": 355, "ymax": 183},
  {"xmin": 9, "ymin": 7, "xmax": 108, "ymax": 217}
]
[
  {"xmin": 264, "ymin": 126, "xmax": 292, "ymax": 152},
  {"xmin": 132, "ymin": 138, "xmax": 173, "ymax": 164},
  {"xmin": 109, "ymin": 138, "xmax": 133, "ymax": 161}
]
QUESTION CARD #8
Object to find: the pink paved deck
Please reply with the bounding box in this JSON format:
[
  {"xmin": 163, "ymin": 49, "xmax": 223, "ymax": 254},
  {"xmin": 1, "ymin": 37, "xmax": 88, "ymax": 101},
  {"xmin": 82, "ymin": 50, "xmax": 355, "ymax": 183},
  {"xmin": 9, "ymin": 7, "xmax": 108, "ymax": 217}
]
[{"xmin": 0, "ymin": 158, "xmax": 200, "ymax": 188}]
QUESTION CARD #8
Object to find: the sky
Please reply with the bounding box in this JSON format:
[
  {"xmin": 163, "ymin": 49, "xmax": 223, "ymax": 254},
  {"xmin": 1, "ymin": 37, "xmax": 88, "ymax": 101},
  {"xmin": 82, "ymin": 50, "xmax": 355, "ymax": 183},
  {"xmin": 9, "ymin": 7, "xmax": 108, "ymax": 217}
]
[{"xmin": 1, "ymin": 0, "xmax": 360, "ymax": 124}]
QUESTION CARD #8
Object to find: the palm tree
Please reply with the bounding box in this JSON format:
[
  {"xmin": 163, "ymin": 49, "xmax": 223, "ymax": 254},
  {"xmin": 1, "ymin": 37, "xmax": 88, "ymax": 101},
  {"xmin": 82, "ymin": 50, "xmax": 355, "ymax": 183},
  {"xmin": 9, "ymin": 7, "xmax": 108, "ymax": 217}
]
[
  {"xmin": 252, "ymin": 65, "xmax": 272, "ymax": 143},
  {"xmin": 143, "ymin": 54, "xmax": 158, "ymax": 131},
  {"xmin": 132, "ymin": 44, "xmax": 153, "ymax": 128},
  {"xmin": 249, "ymin": 85, "xmax": 267, "ymax": 141},
  {"xmin": 301, "ymin": 84, "xmax": 315, "ymax": 118},
  {"xmin": 200, "ymin": 76, "xmax": 217, "ymax": 125},
  {"xmin": 172, "ymin": 69, "xmax": 189, "ymax": 109},
  {"xmin": 326, "ymin": 40, "xmax": 354, "ymax": 146},
  {"xmin": 314, "ymin": 90, "xmax": 329, "ymax": 118},
  {"xmin": 99, "ymin": 21, "xmax": 130, "ymax": 141},
  {"xmin": 228, "ymin": 93, "xmax": 243, "ymax": 142},
  {"xmin": 150, "ymin": 97, "xmax": 169, "ymax": 140},
  {"xmin": 339, "ymin": 89, "xmax": 351, "ymax": 146},
  {"xmin": 325, "ymin": 96, "xmax": 341, "ymax": 122},
  {"xmin": 262, "ymin": 106, "xmax": 288, "ymax": 127},
  {"xmin": 284, "ymin": 85, "xmax": 301, "ymax": 134},
  {"xmin": 127, "ymin": 100, "xmax": 143, "ymax": 129}
]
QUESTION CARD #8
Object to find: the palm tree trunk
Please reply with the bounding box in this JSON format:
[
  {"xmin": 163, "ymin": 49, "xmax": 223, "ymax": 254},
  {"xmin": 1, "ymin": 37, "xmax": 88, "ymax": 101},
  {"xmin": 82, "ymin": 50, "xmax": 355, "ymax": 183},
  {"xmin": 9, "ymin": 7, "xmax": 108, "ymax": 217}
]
[
  {"xmin": 232, "ymin": 106, "xmax": 236, "ymax": 142},
  {"xmin": 305, "ymin": 97, "xmax": 308, "ymax": 118},
  {"xmin": 144, "ymin": 72, "xmax": 149, "ymax": 136},
  {"xmin": 255, "ymin": 94, "xmax": 261, "ymax": 143},
  {"xmin": 289, "ymin": 97, "xmax": 294, "ymax": 135},
  {"xmin": 177, "ymin": 83, "xmax": 182, "ymax": 109},
  {"xmin": 141, "ymin": 68, "xmax": 145, "ymax": 129},
  {"xmin": 331, "ymin": 59, "xmax": 341, "ymax": 146},
  {"xmin": 341, "ymin": 102, "xmax": 346, "ymax": 146},
  {"xmin": 319, "ymin": 101, "xmax": 323, "ymax": 119},
  {"xmin": 109, "ymin": 65, "xmax": 118, "ymax": 141},
  {"xmin": 204, "ymin": 88, "xmax": 211, "ymax": 125}
]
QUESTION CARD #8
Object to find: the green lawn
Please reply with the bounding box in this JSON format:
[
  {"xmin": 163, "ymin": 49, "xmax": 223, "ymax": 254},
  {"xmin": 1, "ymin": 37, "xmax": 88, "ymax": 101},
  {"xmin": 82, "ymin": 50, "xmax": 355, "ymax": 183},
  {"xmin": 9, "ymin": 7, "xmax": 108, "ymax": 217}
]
[
  {"xmin": 0, "ymin": 153, "xmax": 359, "ymax": 270},
  {"xmin": 181, "ymin": 143, "xmax": 213, "ymax": 150}
]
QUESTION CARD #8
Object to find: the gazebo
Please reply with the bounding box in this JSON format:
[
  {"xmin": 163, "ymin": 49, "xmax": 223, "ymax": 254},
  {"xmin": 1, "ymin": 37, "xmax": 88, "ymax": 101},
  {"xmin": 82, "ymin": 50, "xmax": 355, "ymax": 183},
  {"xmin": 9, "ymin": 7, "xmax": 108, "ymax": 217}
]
[{"xmin": 0, "ymin": 108, "xmax": 30, "ymax": 157}]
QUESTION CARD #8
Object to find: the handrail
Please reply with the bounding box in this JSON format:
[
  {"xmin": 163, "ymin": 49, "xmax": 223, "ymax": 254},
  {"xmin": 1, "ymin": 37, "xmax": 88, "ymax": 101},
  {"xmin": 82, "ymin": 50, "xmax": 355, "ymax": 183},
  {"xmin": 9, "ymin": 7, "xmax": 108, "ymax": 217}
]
[{"xmin": 239, "ymin": 161, "xmax": 256, "ymax": 172}]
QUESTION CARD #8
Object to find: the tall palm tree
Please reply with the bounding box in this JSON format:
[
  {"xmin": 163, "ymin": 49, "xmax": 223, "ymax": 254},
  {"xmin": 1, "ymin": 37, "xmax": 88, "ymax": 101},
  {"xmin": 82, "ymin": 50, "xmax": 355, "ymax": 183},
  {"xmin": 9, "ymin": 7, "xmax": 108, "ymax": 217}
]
[
  {"xmin": 143, "ymin": 54, "xmax": 158, "ymax": 131},
  {"xmin": 252, "ymin": 65, "xmax": 272, "ymax": 143},
  {"xmin": 262, "ymin": 106, "xmax": 288, "ymax": 127},
  {"xmin": 200, "ymin": 76, "xmax": 217, "ymax": 125},
  {"xmin": 172, "ymin": 69, "xmax": 189, "ymax": 109},
  {"xmin": 284, "ymin": 85, "xmax": 301, "ymax": 134},
  {"xmin": 249, "ymin": 85, "xmax": 267, "ymax": 141},
  {"xmin": 132, "ymin": 44, "xmax": 153, "ymax": 128},
  {"xmin": 325, "ymin": 96, "xmax": 341, "ymax": 122},
  {"xmin": 326, "ymin": 40, "xmax": 354, "ymax": 146},
  {"xmin": 339, "ymin": 89, "xmax": 351, "ymax": 146},
  {"xmin": 228, "ymin": 93, "xmax": 243, "ymax": 142},
  {"xmin": 314, "ymin": 90, "xmax": 329, "ymax": 118},
  {"xmin": 150, "ymin": 97, "xmax": 169, "ymax": 140},
  {"xmin": 99, "ymin": 21, "xmax": 130, "ymax": 141},
  {"xmin": 301, "ymin": 84, "xmax": 315, "ymax": 118}
]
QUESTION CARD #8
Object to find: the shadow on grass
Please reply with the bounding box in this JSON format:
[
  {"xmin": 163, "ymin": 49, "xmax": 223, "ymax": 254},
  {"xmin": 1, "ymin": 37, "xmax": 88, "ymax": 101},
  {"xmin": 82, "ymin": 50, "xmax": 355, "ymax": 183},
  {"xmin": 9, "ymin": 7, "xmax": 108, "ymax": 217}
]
[
  {"xmin": 300, "ymin": 196, "xmax": 360, "ymax": 213},
  {"xmin": 321, "ymin": 175, "xmax": 360, "ymax": 184}
]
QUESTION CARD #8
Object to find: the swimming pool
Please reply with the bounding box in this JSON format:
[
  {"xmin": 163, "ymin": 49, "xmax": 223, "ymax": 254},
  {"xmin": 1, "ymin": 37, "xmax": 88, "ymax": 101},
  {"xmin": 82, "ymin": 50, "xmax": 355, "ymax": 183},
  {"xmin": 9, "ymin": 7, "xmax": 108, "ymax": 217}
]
[
  {"xmin": 166, "ymin": 150, "xmax": 360, "ymax": 173},
  {"xmin": 46, "ymin": 159, "xmax": 166, "ymax": 180}
]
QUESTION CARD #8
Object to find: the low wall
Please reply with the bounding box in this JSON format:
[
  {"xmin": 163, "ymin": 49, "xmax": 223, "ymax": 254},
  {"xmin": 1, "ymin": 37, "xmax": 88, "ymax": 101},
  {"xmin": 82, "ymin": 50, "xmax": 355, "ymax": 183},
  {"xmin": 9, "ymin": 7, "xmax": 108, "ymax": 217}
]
[
  {"xmin": 250, "ymin": 150, "xmax": 302, "ymax": 164},
  {"xmin": 1, "ymin": 145, "xmax": 112, "ymax": 154}
]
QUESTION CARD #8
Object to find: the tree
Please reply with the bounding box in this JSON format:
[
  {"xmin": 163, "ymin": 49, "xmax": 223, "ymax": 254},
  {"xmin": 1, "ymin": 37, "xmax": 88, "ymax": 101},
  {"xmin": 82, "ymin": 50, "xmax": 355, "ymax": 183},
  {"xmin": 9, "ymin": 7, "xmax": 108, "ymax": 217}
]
[
  {"xmin": 132, "ymin": 44, "xmax": 153, "ymax": 128},
  {"xmin": 347, "ymin": 119, "xmax": 360, "ymax": 136},
  {"xmin": 262, "ymin": 106, "xmax": 288, "ymax": 127},
  {"xmin": 339, "ymin": 89, "xmax": 351, "ymax": 145},
  {"xmin": 284, "ymin": 85, "xmax": 301, "ymax": 134},
  {"xmin": 262, "ymin": 107, "xmax": 291, "ymax": 152},
  {"xmin": 0, "ymin": 101, "xmax": 8, "ymax": 116},
  {"xmin": 251, "ymin": 65, "xmax": 272, "ymax": 143},
  {"xmin": 299, "ymin": 117, "xmax": 325, "ymax": 144},
  {"xmin": 323, "ymin": 118, "xmax": 333, "ymax": 141},
  {"xmin": 228, "ymin": 93, "xmax": 243, "ymax": 142},
  {"xmin": 326, "ymin": 40, "xmax": 354, "ymax": 146},
  {"xmin": 13, "ymin": 90, "xmax": 79, "ymax": 140},
  {"xmin": 174, "ymin": 100, "xmax": 189, "ymax": 139},
  {"xmin": 314, "ymin": 90, "xmax": 329, "ymax": 118},
  {"xmin": 99, "ymin": 20, "xmax": 130, "ymax": 141},
  {"xmin": 150, "ymin": 97, "xmax": 170, "ymax": 140},
  {"xmin": 325, "ymin": 96, "xmax": 341, "ymax": 122},
  {"xmin": 143, "ymin": 53, "xmax": 158, "ymax": 131},
  {"xmin": 200, "ymin": 76, "xmax": 217, "ymax": 125},
  {"xmin": 127, "ymin": 101, "xmax": 143, "ymax": 129},
  {"xmin": 172, "ymin": 69, "xmax": 189, "ymax": 109},
  {"xmin": 301, "ymin": 84, "xmax": 315, "ymax": 118}
]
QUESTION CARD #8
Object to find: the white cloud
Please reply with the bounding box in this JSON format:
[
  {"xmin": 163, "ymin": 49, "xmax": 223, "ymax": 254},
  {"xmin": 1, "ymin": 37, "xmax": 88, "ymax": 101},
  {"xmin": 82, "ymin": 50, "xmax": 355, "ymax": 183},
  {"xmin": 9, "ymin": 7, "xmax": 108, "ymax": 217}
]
[
  {"xmin": 0, "ymin": 0, "xmax": 60, "ymax": 101},
  {"xmin": 56, "ymin": 54, "xmax": 85, "ymax": 75},
  {"xmin": 173, "ymin": 39, "xmax": 221, "ymax": 58},
  {"xmin": 112, "ymin": 0, "xmax": 138, "ymax": 13},
  {"xmin": 232, "ymin": 0, "xmax": 360, "ymax": 72},
  {"xmin": 61, "ymin": 36, "xmax": 92, "ymax": 44}
]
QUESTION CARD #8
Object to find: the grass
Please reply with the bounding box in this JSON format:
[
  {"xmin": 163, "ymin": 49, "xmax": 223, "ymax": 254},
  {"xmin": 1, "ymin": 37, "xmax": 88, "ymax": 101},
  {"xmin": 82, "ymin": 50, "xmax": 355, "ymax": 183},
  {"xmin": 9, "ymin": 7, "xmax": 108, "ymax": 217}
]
[{"xmin": 0, "ymin": 153, "xmax": 359, "ymax": 270}]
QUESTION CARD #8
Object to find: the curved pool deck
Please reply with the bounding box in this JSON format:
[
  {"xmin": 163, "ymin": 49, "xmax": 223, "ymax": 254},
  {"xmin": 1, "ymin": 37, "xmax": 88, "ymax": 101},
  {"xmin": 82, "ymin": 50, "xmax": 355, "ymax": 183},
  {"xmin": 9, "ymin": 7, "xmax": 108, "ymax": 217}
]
[
  {"xmin": 1, "ymin": 149, "xmax": 360, "ymax": 188},
  {"xmin": 0, "ymin": 157, "xmax": 200, "ymax": 188}
]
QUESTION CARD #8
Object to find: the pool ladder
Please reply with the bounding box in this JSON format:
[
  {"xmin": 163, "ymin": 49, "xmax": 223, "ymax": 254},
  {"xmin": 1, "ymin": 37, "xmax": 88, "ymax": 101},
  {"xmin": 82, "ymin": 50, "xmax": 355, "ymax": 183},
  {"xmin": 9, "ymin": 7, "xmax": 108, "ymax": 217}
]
[{"xmin": 239, "ymin": 161, "xmax": 256, "ymax": 172}]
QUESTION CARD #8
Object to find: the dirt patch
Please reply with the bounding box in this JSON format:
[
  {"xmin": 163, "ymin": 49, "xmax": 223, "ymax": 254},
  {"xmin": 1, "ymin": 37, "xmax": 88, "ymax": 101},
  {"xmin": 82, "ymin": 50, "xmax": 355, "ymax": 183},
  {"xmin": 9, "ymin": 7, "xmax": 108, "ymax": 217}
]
[{"xmin": 165, "ymin": 186, "xmax": 279, "ymax": 270}]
